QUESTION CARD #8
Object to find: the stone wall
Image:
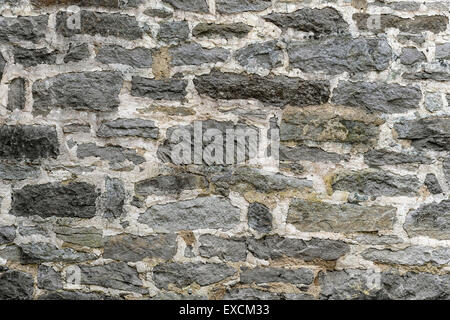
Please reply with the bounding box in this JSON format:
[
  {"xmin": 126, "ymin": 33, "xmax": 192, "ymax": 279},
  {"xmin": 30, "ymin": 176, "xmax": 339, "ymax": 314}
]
[{"xmin": 0, "ymin": 0, "xmax": 449, "ymax": 300}]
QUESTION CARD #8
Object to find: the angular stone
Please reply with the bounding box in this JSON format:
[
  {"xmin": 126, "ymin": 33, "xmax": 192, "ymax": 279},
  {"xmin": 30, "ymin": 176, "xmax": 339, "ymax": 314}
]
[
  {"xmin": 131, "ymin": 77, "xmax": 188, "ymax": 100},
  {"xmin": 10, "ymin": 182, "xmax": 99, "ymax": 218},
  {"xmin": 444, "ymin": 158, "xmax": 450, "ymax": 184},
  {"xmin": 63, "ymin": 123, "xmax": 90, "ymax": 133},
  {"xmin": 19, "ymin": 242, "xmax": 97, "ymax": 263},
  {"xmin": 170, "ymin": 43, "xmax": 229, "ymax": 66},
  {"xmin": 162, "ymin": 0, "xmax": 209, "ymax": 13},
  {"xmin": 30, "ymin": 0, "xmax": 136, "ymax": 8},
  {"xmin": 371, "ymin": 1, "xmax": 420, "ymax": 11},
  {"xmin": 0, "ymin": 163, "xmax": 40, "ymax": 180},
  {"xmin": 235, "ymin": 41, "xmax": 283, "ymax": 70},
  {"xmin": 424, "ymin": 92, "xmax": 443, "ymax": 113},
  {"xmin": 400, "ymin": 47, "xmax": 426, "ymax": 65},
  {"xmin": 394, "ymin": 117, "xmax": 450, "ymax": 151},
  {"xmin": 96, "ymin": 45, "xmax": 152, "ymax": 68},
  {"xmin": 288, "ymin": 37, "xmax": 391, "ymax": 75},
  {"xmin": 0, "ymin": 15, "xmax": 48, "ymax": 43},
  {"xmin": 332, "ymin": 169, "xmax": 421, "ymax": 197},
  {"xmin": 216, "ymin": 0, "xmax": 271, "ymax": 14},
  {"xmin": 247, "ymin": 235, "xmax": 350, "ymax": 261},
  {"xmin": 198, "ymin": 235, "xmax": 247, "ymax": 262},
  {"xmin": 403, "ymin": 63, "xmax": 450, "ymax": 81},
  {"xmin": 101, "ymin": 177, "xmax": 125, "ymax": 219},
  {"xmin": 436, "ymin": 43, "xmax": 450, "ymax": 60},
  {"xmin": 33, "ymin": 71, "xmax": 123, "ymax": 113},
  {"xmin": 77, "ymin": 143, "xmax": 145, "ymax": 165},
  {"xmin": 64, "ymin": 43, "xmax": 90, "ymax": 63},
  {"xmin": 354, "ymin": 234, "xmax": 403, "ymax": 245},
  {"xmin": 135, "ymin": 173, "xmax": 208, "ymax": 196},
  {"xmin": 0, "ymin": 125, "xmax": 59, "ymax": 161},
  {"xmin": 0, "ymin": 53, "xmax": 5, "ymax": 81},
  {"xmin": 240, "ymin": 267, "xmax": 314, "ymax": 285},
  {"xmin": 97, "ymin": 118, "xmax": 159, "ymax": 139},
  {"xmin": 54, "ymin": 223, "xmax": 103, "ymax": 248},
  {"xmin": 56, "ymin": 11, "xmax": 143, "ymax": 40},
  {"xmin": 193, "ymin": 70, "xmax": 330, "ymax": 107},
  {"xmin": 143, "ymin": 8, "xmax": 173, "ymax": 18},
  {"xmin": 158, "ymin": 21, "xmax": 189, "ymax": 42},
  {"xmin": 287, "ymin": 199, "xmax": 396, "ymax": 233},
  {"xmin": 153, "ymin": 262, "xmax": 236, "ymax": 289},
  {"xmin": 193, "ymin": 23, "xmax": 251, "ymax": 39},
  {"xmin": 403, "ymin": 200, "xmax": 450, "ymax": 240},
  {"xmin": 224, "ymin": 288, "xmax": 282, "ymax": 300},
  {"xmin": 362, "ymin": 246, "xmax": 450, "ymax": 266},
  {"xmin": 424, "ymin": 173, "xmax": 443, "ymax": 194},
  {"xmin": 103, "ymin": 233, "xmax": 177, "ymax": 262},
  {"xmin": 7, "ymin": 78, "xmax": 26, "ymax": 110},
  {"xmin": 280, "ymin": 145, "xmax": 349, "ymax": 163},
  {"xmin": 139, "ymin": 196, "xmax": 240, "ymax": 232},
  {"xmin": 37, "ymin": 265, "xmax": 63, "ymax": 291},
  {"xmin": 13, "ymin": 46, "xmax": 57, "ymax": 67},
  {"xmin": 0, "ymin": 271, "xmax": 34, "ymax": 300},
  {"xmin": 264, "ymin": 7, "xmax": 348, "ymax": 35},
  {"xmin": 38, "ymin": 291, "xmax": 110, "ymax": 300},
  {"xmin": 0, "ymin": 245, "xmax": 23, "ymax": 263},
  {"xmin": 0, "ymin": 226, "xmax": 16, "ymax": 245},
  {"xmin": 353, "ymin": 13, "xmax": 449, "ymax": 34},
  {"xmin": 248, "ymin": 202, "xmax": 272, "ymax": 233},
  {"xmin": 332, "ymin": 81, "xmax": 421, "ymax": 114},
  {"xmin": 80, "ymin": 262, "xmax": 145, "ymax": 293},
  {"xmin": 364, "ymin": 149, "xmax": 432, "ymax": 166}
]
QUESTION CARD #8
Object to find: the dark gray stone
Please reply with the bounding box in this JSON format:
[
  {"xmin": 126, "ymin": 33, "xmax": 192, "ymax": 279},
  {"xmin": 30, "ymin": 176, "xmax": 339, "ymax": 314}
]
[
  {"xmin": 158, "ymin": 21, "xmax": 189, "ymax": 42},
  {"xmin": 400, "ymin": 47, "xmax": 426, "ymax": 65},
  {"xmin": 162, "ymin": 0, "xmax": 209, "ymax": 13},
  {"xmin": 0, "ymin": 125, "xmax": 59, "ymax": 161},
  {"xmin": 280, "ymin": 145, "xmax": 349, "ymax": 163},
  {"xmin": 198, "ymin": 235, "xmax": 247, "ymax": 262},
  {"xmin": 135, "ymin": 173, "xmax": 208, "ymax": 196},
  {"xmin": 0, "ymin": 271, "xmax": 34, "ymax": 300},
  {"xmin": 170, "ymin": 43, "xmax": 229, "ymax": 66},
  {"xmin": 424, "ymin": 173, "xmax": 443, "ymax": 194},
  {"xmin": 0, "ymin": 226, "xmax": 16, "ymax": 245},
  {"xmin": 216, "ymin": 0, "xmax": 271, "ymax": 14},
  {"xmin": 19, "ymin": 242, "xmax": 97, "ymax": 263},
  {"xmin": 0, "ymin": 163, "xmax": 40, "ymax": 180},
  {"xmin": 64, "ymin": 43, "xmax": 90, "ymax": 63},
  {"xmin": 131, "ymin": 77, "xmax": 188, "ymax": 100},
  {"xmin": 13, "ymin": 46, "xmax": 57, "ymax": 67},
  {"xmin": 0, "ymin": 53, "xmax": 5, "ymax": 81},
  {"xmin": 193, "ymin": 70, "xmax": 330, "ymax": 107},
  {"xmin": 364, "ymin": 149, "xmax": 432, "ymax": 166},
  {"xmin": 98, "ymin": 118, "xmax": 159, "ymax": 139},
  {"xmin": 7, "ymin": 78, "xmax": 26, "ymax": 110},
  {"xmin": 31, "ymin": 0, "xmax": 136, "ymax": 8},
  {"xmin": 63, "ymin": 123, "xmax": 90, "ymax": 133},
  {"xmin": 235, "ymin": 41, "xmax": 283, "ymax": 70},
  {"xmin": 353, "ymin": 234, "xmax": 403, "ymax": 245},
  {"xmin": 56, "ymin": 11, "xmax": 143, "ymax": 40},
  {"xmin": 248, "ymin": 202, "xmax": 272, "ymax": 233},
  {"xmin": 96, "ymin": 45, "xmax": 152, "ymax": 67},
  {"xmin": 77, "ymin": 143, "xmax": 145, "ymax": 165},
  {"xmin": 403, "ymin": 199, "xmax": 450, "ymax": 240},
  {"xmin": 54, "ymin": 224, "xmax": 103, "ymax": 247},
  {"xmin": 362, "ymin": 246, "xmax": 450, "ymax": 266},
  {"xmin": 0, "ymin": 15, "xmax": 48, "ymax": 43},
  {"xmin": 38, "ymin": 291, "xmax": 111, "ymax": 300},
  {"xmin": 332, "ymin": 81, "xmax": 421, "ymax": 114},
  {"xmin": 264, "ymin": 7, "xmax": 348, "ymax": 35},
  {"xmin": 143, "ymin": 8, "xmax": 173, "ymax": 18},
  {"xmin": 37, "ymin": 265, "xmax": 63, "ymax": 291},
  {"xmin": 424, "ymin": 92, "xmax": 443, "ymax": 113},
  {"xmin": 10, "ymin": 182, "xmax": 99, "ymax": 218},
  {"xmin": 444, "ymin": 157, "xmax": 450, "ymax": 184},
  {"xmin": 153, "ymin": 262, "xmax": 236, "ymax": 289},
  {"xmin": 240, "ymin": 267, "xmax": 314, "ymax": 285},
  {"xmin": 33, "ymin": 71, "xmax": 123, "ymax": 113},
  {"xmin": 403, "ymin": 63, "xmax": 450, "ymax": 81},
  {"xmin": 436, "ymin": 43, "xmax": 450, "ymax": 60},
  {"xmin": 101, "ymin": 177, "xmax": 125, "ymax": 219},
  {"xmin": 193, "ymin": 23, "xmax": 251, "ymax": 39},
  {"xmin": 224, "ymin": 288, "xmax": 282, "ymax": 300}
]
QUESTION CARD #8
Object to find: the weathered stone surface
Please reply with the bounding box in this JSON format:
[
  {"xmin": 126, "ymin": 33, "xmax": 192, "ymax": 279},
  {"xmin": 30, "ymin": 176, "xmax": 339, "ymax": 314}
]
[
  {"xmin": 131, "ymin": 77, "xmax": 188, "ymax": 100},
  {"xmin": 54, "ymin": 223, "xmax": 103, "ymax": 248},
  {"xmin": 143, "ymin": 8, "xmax": 173, "ymax": 18},
  {"xmin": 424, "ymin": 173, "xmax": 443, "ymax": 194},
  {"xmin": 403, "ymin": 63, "xmax": 450, "ymax": 81},
  {"xmin": 248, "ymin": 202, "xmax": 272, "ymax": 233},
  {"xmin": 0, "ymin": 53, "xmax": 5, "ymax": 81},
  {"xmin": 0, "ymin": 271, "xmax": 34, "ymax": 300},
  {"xmin": 19, "ymin": 242, "xmax": 97, "ymax": 263},
  {"xmin": 10, "ymin": 182, "xmax": 99, "ymax": 218},
  {"xmin": 394, "ymin": 117, "xmax": 450, "ymax": 151},
  {"xmin": 288, "ymin": 37, "xmax": 391, "ymax": 75},
  {"xmin": 96, "ymin": 45, "xmax": 152, "ymax": 68},
  {"xmin": 30, "ymin": 0, "xmax": 138, "ymax": 8},
  {"xmin": 240, "ymin": 267, "xmax": 314, "ymax": 285},
  {"xmin": 287, "ymin": 199, "xmax": 396, "ymax": 233},
  {"xmin": 135, "ymin": 173, "xmax": 208, "ymax": 196},
  {"xmin": 264, "ymin": 7, "xmax": 348, "ymax": 35},
  {"xmin": 0, "ymin": 125, "xmax": 59, "ymax": 161},
  {"xmin": 353, "ymin": 13, "xmax": 449, "ymax": 34},
  {"xmin": 224, "ymin": 288, "xmax": 283, "ymax": 300},
  {"xmin": 100, "ymin": 177, "xmax": 125, "ymax": 219},
  {"xmin": 0, "ymin": 245, "xmax": 23, "ymax": 263},
  {"xmin": 7, "ymin": 78, "xmax": 26, "ymax": 110},
  {"xmin": 138, "ymin": 196, "xmax": 241, "ymax": 232},
  {"xmin": 158, "ymin": 21, "xmax": 189, "ymax": 42},
  {"xmin": 362, "ymin": 246, "xmax": 450, "ymax": 266},
  {"xmin": 444, "ymin": 157, "xmax": 450, "ymax": 184},
  {"xmin": 33, "ymin": 71, "xmax": 123, "ymax": 113},
  {"xmin": 80, "ymin": 262, "xmax": 145, "ymax": 293},
  {"xmin": 37, "ymin": 265, "xmax": 63, "ymax": 291},
  {"xmin": 77, "ymin": 143, "xmax": 145, "ymax": 165},
  {"xmin": 364, "ymin": 149, "xmax": 432, "ymax": 166},
  {"xmin": 56, "ymin": 11, "xmax": 143, "ymax": 40},
  {"xmin": 247, "ymin": 235, "xmax": 350, "ymax": 261},
  {"xmin": 103, "ymin": 233, "xmax": 177, "ymax": 262},
  {"xmin": 354, "ymin": 234, "xmax": 403, "ymax": 245},
  {"xmin": 0, "ymin": 15, "xmax": 48, "ymax": 43},
  {"xmin": 13, "ymin": 47, "xmax": 57, "ymax": 67},
  {"xmin": 162, "ymin": 0, "xmax": 209, "ymax": 13},
  {"xmin": 216, "ymin": 0, "xmax": 271, "ymax": 14},
  {"xmin": 193, "ymin": 23, "xmax": 251, "ymax": 39},
  {"xmin": 153, "ymin": 262, "xmax": 236, "ymax": 289},
  {"xmin": 170, "ymin": 43, "xmax": 229, "ymax": 66},
  {"xmin": 332, "ymin": 170, "xmax": 421, "ymax": 197},
  {"xmin": 97, "ymin": 118, "xmax": 158, "ymax": 139},
  {"xmin": 371, "ymin": 1, "xmax": 420, "ymax": 11},
  {"xmin": 400, "ymin": 47, "xmax": 426, "ymax": 65},
  {"xmin": 332, "ymin": 81, "xmax": 421, "ymax": 114},
  {"xmin": 38, "ymin": 291, "xmax": 110, "ymax": 300},
  {"xmin": 0, "ymin": 163, "xmax": 40, "ymax": 180},
  {"xmin": 235, "ymin": 41, "xmax": 283, "ymax": 71},
  {"xmin": 424, "ymin": 92, "xmax": 443, "ymax": 113},
  {"xmin": 0, "ymin": 226, "xmax": 16, "ymax": 245},
  {"xmin": 198, "ymin": 235, "xmax": 246, "ymax": 262},
  {"xmin": 403, "ymin": 200, "xmax": 450, "ymax": 240},
  {"xmin": 436, "ymin": 43, "xmax": 450, "ymax": 60},
  {"xmin": 194, "ymin": 70, "xmax": 330, "ymax": 107},
  {"xmin": 64, "ymin": 43, "xmax": 90, "ymax": 63},
  {"xmin": 280, "ymin": 145, "xmax": 349, "ymax": 163},
  {"xmin": 63, "ymin": 123, "xmax": 90, "ymax": 133}
]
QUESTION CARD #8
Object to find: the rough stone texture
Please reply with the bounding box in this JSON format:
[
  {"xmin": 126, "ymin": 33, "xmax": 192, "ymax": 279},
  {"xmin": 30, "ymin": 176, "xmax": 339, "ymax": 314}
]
[
  {"xmin": 54, "ymin": 224, "xmax": 103, "ymax": 248},
  {"xmin": 288, "ymin": 37, "xmax": 392, "ymax": 75},
  {"xmin": 97, "ymin": 118, "xmax": 159, "ymax": 139},
  {"xmin": 158, "ymin": 21, "xmax": 189, "ymax": 43},
  {"xmin": 403, "ymin": 63, "xmax": 450, "ymax": 82},
  {"xmin": 13, "ymin": 46, "xmax": 57, "ymax": 67},
  {"xmin": 248, "ymin": 202, "xmax": 272, "ymax": 233},
  {"xmin": 37, "ymin": 265, "xmax": 63, "ymax": 291},
  {"xmin": 131, "ymin": 77, "xmax": 187, "ymax": 100},
  {"xmin": 7, "ymin": 78, "xmax": 26, "ymax": 110},
  {"xmin": 400, "ymin": 47, "xmax": 426, "ymax": 65},
  {"xmin": 0, "ymin": 226, "xmax": 16, "ymax": 245},
  {"xmin": 170, "ymin": 43, "xmax": 229, "ymax": 66},
  {"xmin": 19, "ymin": 242, "xmax": 97, "ymax": 263},
  {"xmin": 96, "ymin": 45, "xmax": 152, "ymax": 68},
  {"xmin": 0, "ymin": 53, "xmax": 5, "ymax": 80},
  {"xmin": 235, "ymin": 41, "xmax": 283, "ymax": 71},
  {"xmin": 424, "ymin": 173, "xmax": 443, "ymax": 194},
  {"xmin": 404, "ymin": 200, "xmax": 450, "ymax": 240},
  {"xmin": 362, "ymin": 246, "xmax": 450, "ymax": 266},
  {"xmin": 0, "ymin": 163, "xmax": 40, "ymax": 180},
  {"xmin": 193, "ymin": 23, "xmax": 252, "ymax": 39},
  {"xmin": 240, "ymin": 267, "xmax": 314, "ymax": 285},
  {"xmin": 424, "ymin": 92, "xmax": 443, "ymax": 112},
  {"xmin": 162, "ymin": 0, "xmax": 208, "ymax": 13},
  {"xmin": 198, "ymin": 235, "xmax": 247, "ymax": 262},
  {"xmin": 287, "ymin": 199, "xmax": 396, "ymax": 233},
  {"xmin": 280, "ymin": 145, "xmax": 348, "ymax": 164},
  {"xmin": 64, "ymin": 43, "xmax": 90, "ymax": 63},
  {"xmin": 77, "ymin": 143, "xmax": 145, "ymax": 165},
  {"xmin": 0, "ymin": 15, "xmax": 47, "ymax": 43},
  {"xmin": 135, "ymin": 173, "xmax": 208, "ymax": 196},
  {"xmin": 216, "ymin": 0, "xmax": 271, "ymax": 14},
  {"xmin": 364, "ymin": 149, "xmax": 431, "ymax": 166},
  {"xmin": 436, "ymin": 43, "xmax": 450, "ymax": 60},
  {"xmin": 0, "ymin": 271, "xmax": 34, "ymax": 300}
]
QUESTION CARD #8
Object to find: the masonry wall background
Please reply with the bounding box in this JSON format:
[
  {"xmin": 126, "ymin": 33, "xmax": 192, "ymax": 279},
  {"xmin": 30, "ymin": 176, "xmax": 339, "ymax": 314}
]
[{"xmin": 0, "ymin": 0, "xmax": 449, "ymax": 300}]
